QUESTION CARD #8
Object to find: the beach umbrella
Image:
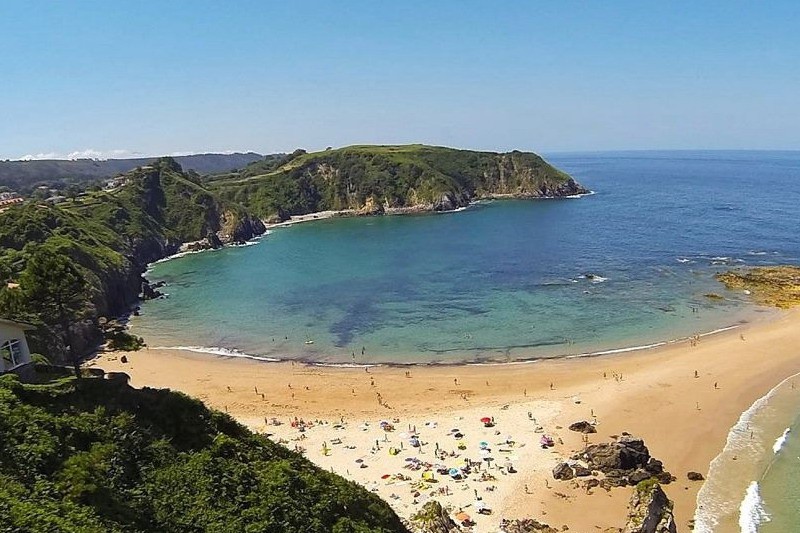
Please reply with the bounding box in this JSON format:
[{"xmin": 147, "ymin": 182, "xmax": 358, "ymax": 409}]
[
  {"xmin": 454, "ymin": 432, "xmax": 464, "ymax": 438},
  {"xmin": 355, "ymin": 458, "xmax": 364, "ymax": 463},
  {"xmin": 448, "ymin": 468, "xmax": 460, "ymax": 478},
  {"xmin": 483, "ymin": 456, "xmax": 494, "ymax": 463},
  {"xmin": 479, "ymin": 441, "xmax": 489, "ymax": 449},
  {"xmin": 480, "ymin": 417, "xmax": 491, "ymax": 424}
]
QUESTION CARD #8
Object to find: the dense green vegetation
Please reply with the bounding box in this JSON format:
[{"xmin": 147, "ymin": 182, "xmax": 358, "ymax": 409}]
[
  {"xmin": 210, "ymin": 144, "xmax": 585, "ymax": 220},
  {"xmin": 0, "ymin": 158, "xmax": 265, "ymax": 361},
  {"xmin": 0, "ymin": 372, "xmax": 406, "ymax": 532},
  {"xmin": 0, "ymin": 152, "xmax": 267, "ymax": 194}
]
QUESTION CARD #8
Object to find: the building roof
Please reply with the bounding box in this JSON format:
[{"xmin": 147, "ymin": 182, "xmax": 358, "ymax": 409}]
[{"xmin": 0, "ymin": 318, "xmax": 36, "ymax": 331}]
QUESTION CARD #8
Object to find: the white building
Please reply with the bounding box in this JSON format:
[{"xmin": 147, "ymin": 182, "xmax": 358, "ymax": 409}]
[{"xmin": 0, "ymin": 318, "xmax": 34, "ymax": 373}]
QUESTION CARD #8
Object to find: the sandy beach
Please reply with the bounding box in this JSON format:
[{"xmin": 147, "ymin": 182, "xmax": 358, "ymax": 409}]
[{"xmin": 88, "ymin": 308, "xmax": 800, "ymax": 531}]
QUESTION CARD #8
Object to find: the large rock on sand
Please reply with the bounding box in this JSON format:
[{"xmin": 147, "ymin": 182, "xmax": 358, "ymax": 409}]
[
  {"xmin": 552, "ymin": 462, "xmax": 575, "ymax": 480},
  {"xmin": 582, "ymin": 435, "xmax": 651, "ymax": 471},
  {"xmin": 411, "ymin": 500, "xmax": 460, "ymax": 533},
  {"xmin": 499, "ymin": 518, "xmax": 559, "ymax": 533},
  {"xmin": 573, "ymin": 435, "xmax": 673, "ymax": 487},
  {"xmin": 568, "ymin": 420, "xmax": 597, "ymax": 433},
  {"xmin": 623, "ymin": 480, "xmax": 677, "ymax": 533}
]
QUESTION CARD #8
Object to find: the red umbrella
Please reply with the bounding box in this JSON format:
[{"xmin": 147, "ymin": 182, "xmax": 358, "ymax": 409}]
[{"xmin": 480, "ymin": 417, "xmax": 491, "ymax": 424}]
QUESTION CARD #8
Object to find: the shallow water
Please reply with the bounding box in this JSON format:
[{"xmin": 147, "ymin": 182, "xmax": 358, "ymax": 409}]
[
  {"xmin": 133, "ymin": 150, "xmax": 800, "ymax": 364},
  {"xmin": 694, "ymin": 374, "xmax": 800, "ymax": 533}
]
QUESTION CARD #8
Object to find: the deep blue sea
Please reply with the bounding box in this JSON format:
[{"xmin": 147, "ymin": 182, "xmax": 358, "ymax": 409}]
[{"xmin": 135, "ymin": 150, "xmax": 800, "ymax": 531}]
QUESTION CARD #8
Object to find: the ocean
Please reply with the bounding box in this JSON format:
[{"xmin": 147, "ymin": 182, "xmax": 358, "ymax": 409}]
[{"xmin": 135, "ymin": 150, "xmax": 800, "ymax": 530}]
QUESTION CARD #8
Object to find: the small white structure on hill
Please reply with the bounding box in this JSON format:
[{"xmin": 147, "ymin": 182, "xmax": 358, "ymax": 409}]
[{"xmin": 0, "ymin": 318, "xmax": 34, "ymax": 373}]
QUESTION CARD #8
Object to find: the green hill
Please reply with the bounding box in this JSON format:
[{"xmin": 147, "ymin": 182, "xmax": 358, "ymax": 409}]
[
  {"xmin": 0, "ymin": 158, "xmax": 265, "ymax": 360},
  {"xmin": 0, "ymin": 152, "xmax": 270, "ymax": 194},
  {"xmin": 0, "ymin": 372, "xmax": 406, "ymax": 532},
  {"xmin": 210, "ymin": 144, "xmax": 587, "ymax": 221}
]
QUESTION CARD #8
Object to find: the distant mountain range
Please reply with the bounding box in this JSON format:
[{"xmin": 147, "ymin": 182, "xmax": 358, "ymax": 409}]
[{"xmin": 0, "ymin": 152, "xmax": 267, "ymax": 192}]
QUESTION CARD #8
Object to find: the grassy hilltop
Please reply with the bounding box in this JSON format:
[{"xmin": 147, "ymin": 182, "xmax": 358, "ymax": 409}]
[{"xmin": 209, "ymin": 144, "xmax": 587, "ymax": 221}]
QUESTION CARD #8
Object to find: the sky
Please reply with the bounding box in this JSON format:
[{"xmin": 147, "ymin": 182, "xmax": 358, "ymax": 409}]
[{"xmin": 1, "ymin": 1, "xmax": 799, "ymax": 159}]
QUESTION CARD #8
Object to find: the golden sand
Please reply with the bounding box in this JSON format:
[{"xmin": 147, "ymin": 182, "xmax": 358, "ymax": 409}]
[{"xmin": 89, "ymin": 308, "xmax": 800, "ymax": 531}]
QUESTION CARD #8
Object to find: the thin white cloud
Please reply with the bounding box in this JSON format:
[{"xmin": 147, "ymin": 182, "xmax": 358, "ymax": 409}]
[
  {"xmin": 18, "ymin": 149, "xmax": 141, "ymax": 161},
  {"xmin": 16, "ymin": 148, "xmax": 258, "ymax": 161}
]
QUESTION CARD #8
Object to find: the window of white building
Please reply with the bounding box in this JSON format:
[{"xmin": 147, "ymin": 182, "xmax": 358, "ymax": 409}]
[{"xmin": 1, "ymin": 339, "xmax": 24, "ymax": 369}]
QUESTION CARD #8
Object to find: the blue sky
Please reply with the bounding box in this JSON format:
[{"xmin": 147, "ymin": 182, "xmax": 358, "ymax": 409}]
[{"xmin": 1, "ymin": 1, "xmax": 798, "ymax": 159}]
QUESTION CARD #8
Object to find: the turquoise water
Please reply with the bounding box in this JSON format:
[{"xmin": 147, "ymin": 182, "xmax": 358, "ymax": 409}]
[{"xmin": 133, "ymin": 151, "xmax": 800, "ymax": 365}]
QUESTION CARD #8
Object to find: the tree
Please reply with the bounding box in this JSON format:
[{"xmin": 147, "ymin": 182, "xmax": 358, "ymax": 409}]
[
  {"xmin": 20, "ymin": 250, "xmax": 88, "ymax": 375},
  {"xmin": 64, "ymin": 184, "xmax": 82, "ymax": 201}
]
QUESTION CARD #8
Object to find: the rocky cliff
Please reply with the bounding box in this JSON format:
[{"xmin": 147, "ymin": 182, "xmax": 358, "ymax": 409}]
[{"xmin": 211, "ymin": 144, "xmax": 589, "ymax": 221}]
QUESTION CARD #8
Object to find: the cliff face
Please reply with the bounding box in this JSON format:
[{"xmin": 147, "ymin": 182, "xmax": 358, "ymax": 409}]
[{"xmin": 212, "ymin": 145, "xmax": 589, "ymax": 220}]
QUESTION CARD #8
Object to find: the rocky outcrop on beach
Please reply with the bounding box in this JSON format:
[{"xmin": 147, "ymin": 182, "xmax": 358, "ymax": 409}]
[
  {"xmin": 554, "ymin": 435, "xmax": 673, "ymax": 488},
  {"xmin": 578, "ymin": 435, "xmax": 674, "ymax": 487},
  {"xmin": 568, "ymin": 420, "xmax": 597, "ymax": 433},
  {"xmin": 622, "ymin": 481, "xmax": 677, "ymax": 533},
  {"xmin": 686, "ymin": 471, "xmax": 704, "ymax": 481},
  {"xmin": 499, "ymin": 518, "xmax": 559, "ymax": 533},
  {"xmin": 409, "ymin": 501, "xmax": 460, "ymax": 533}
]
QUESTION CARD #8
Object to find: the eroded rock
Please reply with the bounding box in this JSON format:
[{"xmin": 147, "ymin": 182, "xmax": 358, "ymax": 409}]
[
  {"xmin": 623, "ymin": 480, "xmax": 677, "ymax": 533},
  {"xmin": 410, "ymin": 500, "xmax": 460, "ymax": 533}
]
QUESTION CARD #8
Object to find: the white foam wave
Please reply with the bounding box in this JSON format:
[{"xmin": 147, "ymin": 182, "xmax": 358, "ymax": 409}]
[
  {"xmin": 564, "ymin": 190, "xmax": 596, "ymax": 199},
  {"xmin": 565, "ymin": 341, "xmax": 667, "ymax": 359},
  {"xmin": 145, "ymin": 235, "xmax": 267, "ymax": 271},
  {"xmin": 773, "ymin": 428, "xmax": 791, "ymax": 454},
  {"xmin": 308, "ymin": 361, "xmax": 380, "ymax": 369},
  {"xmin": 694, "ymin": 370, "xmax": 800, "ymax": 532},
  {"xmin": 739, "ymin": 481, "xmax": 770, "ymax": 533},
  {"xmin": 153, "ymin": 345, "xmax": 281, "ymax": 362}
]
